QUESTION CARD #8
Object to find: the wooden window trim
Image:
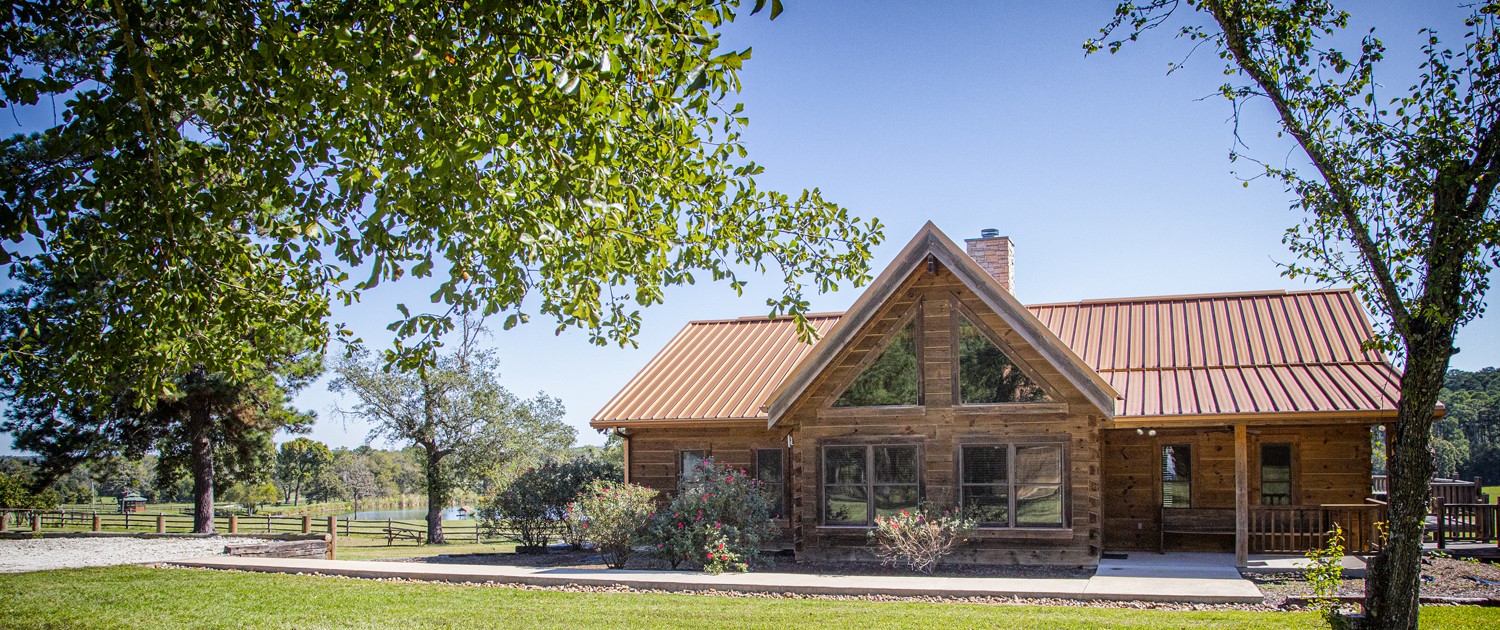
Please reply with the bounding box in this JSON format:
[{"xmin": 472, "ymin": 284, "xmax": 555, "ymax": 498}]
[
  {"xmin": 755, "ymin": 448, "xmax": 789, "ymax": 523},
  {"xmin": 819, "ymin": 442, "xmax": 924, "ymax": 528},
  {"xmin": 1257, "ymin": 442, "xmax": 1297, "ymax": 507},
  {"xmin": 1160, "ymin": 443, "xmax": 1193, "ymax": 509},
  {"xmin": 948, "ymin": 296, "xmax": 1066, "ymax": 406},
  {"xmin": 826, "ymin": 300, "xmax": 925, "ymax": 410},
  {"xmin": 956, "ymin": 439, "xmax": 1071, "ymax": 531},
  {"xmin": 677, "ymin": 449, "xmax": 708, "ymax": 492}
]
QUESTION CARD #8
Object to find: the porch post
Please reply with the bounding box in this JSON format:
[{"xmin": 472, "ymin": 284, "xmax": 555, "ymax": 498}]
[{"xmin": 1234, "ymin": 423, "xmax": 1249, "ymax": 568}]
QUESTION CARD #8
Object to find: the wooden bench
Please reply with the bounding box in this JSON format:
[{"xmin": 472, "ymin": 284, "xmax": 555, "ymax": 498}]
[
  {"xmin": 383, "ymin": 527, "xmax": 425, "ymax": 546},
  {"xmin": 1160, "ymin": 507, "xmax": 1235, "ymax": 553}
]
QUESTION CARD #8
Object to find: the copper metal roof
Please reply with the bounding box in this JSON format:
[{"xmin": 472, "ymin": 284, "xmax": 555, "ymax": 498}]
[{"xmin": 591, "ymin": 289, "xmax": 1402, "ymax": 426}]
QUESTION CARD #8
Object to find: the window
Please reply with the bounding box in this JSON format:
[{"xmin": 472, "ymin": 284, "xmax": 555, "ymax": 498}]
[
  {"xmin": 1261, "ymin": 444, "xmax": 1292, "ymax": 506},
  {"xmin": 756, "ymin": 449, "xmax": 787, "ymax": 519},
  {"xmin": 1161, "ymin": 445, "xmax": 1191, "ymax": 508},
  {"xmin": 957, "ymin": 313, "xmax": 1052, "ymax": 404},
  {"xmin": 960, "ymin": 444, "xmax": 1066, "ymax": 528},
  {"xmin": 822, "ymin": 444, "xmax": 920, "ymax": 526},
  {"xmin": 834, "ymin": 320, "xmax": 920, "ymax": 407},
  {"xmin": 678, "ymin": 450, "xmax": 707, "ymax": 491}
]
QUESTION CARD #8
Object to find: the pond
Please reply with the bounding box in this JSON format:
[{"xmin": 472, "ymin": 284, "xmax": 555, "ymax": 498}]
[{"xmin": 341, "ymin": 507, "xmax": 476, "ymax": 521}]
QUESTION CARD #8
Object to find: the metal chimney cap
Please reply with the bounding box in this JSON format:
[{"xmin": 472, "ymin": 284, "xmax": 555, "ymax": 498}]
[{"xmin": 979, "ymin": 228, "xmax": 1000, "ymax": 238}]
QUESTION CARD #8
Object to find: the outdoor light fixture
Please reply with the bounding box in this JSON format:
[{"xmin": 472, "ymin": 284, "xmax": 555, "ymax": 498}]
[
  {"xmin": 926, "ymin": 254, "xmax": 938, "ymax": 275},
  {"xmin": 1136, "ymin": 428, "xmax": 1158, "ymax": 437},
  {"xmin": 1148, "ymin": 430, "xmax": 1157, "ymax": 437},
  {"xmin": 1136, "ymin": 428, "xmax": 1144, "ymax": 435},
  {"xmin": 786, "ymin": 434, "xmax": 793, "ymax": 448}
]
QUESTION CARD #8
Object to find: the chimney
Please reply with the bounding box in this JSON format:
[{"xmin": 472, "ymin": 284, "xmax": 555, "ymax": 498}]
[{"xmin": 965, "ymin": 228, "xmax": 1015, "ymax": 292}]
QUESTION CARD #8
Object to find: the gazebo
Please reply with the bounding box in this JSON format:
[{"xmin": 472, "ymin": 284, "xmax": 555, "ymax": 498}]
[{"xmin": 119, "ymin": 493, "xmax": 147, "ymax": 513}]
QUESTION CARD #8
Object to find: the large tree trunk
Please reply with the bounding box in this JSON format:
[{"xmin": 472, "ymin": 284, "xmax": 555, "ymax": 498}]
[
  {"xmin": 189, "ymin": 410, "xmax": 216, "ymax": 534},
  {"xmin": 1360, "ymin": 335, "xmax": 1449, "ymax": 630},
  {"xmin": 424, "ymin": 445, "xmax": 446, "ymax": 544}
]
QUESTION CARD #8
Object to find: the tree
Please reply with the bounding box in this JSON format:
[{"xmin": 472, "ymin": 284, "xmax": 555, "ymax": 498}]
[
  {"xmin": 1089, "ymin": 2, "xmax": 1500, "ymax": 627},
  {"xmin": 331, "ymin": 450, "xmax": 380, "ymax": 516},
  {"xmin": 332, "ymin": 317, "xmax": 574, "ymax": 543},
  {"xmin": 0, "ymin": 0, "xmax": 883, "ymax": 406},
  {"xmin": 276, "ymin": 437, "xmax": 333, "ymax": 506},
  {"xmin": 0, "ymin": 259, "xmax": 324, "ymax": 532}
]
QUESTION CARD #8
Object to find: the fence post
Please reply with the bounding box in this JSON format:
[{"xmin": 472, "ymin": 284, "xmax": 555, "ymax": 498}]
[
  {"xmin": 0, "ymin": 510, "xmax": 7, "ymax": 532},
  {"xmin": 229, "ymin": 514, "xmax": 238, "ymax": 534},
  {"xmin": 92, "ymin": 513, "xmax": 101, "ymax": 532},
  {"xmin": 1435, "ymin": 497, "xmax": 1447, "ymax": 549},
  {"xmin": 266, "ymin": 514, "xmax": 272, "ymax": 533},
  {"xmin": 327, "ymin": 516, "xmax": 338, "ymax": 560},
  {"xmin": 32, "ymin": 512, "xmax": 41, "ymax": 533},
  {"xmin": 156, "ymin": 514, "xmax": 166, "ymax": 534},
  {"xmin": 302, "ymin": 515, "xmax": 311, "ymax": 534}
]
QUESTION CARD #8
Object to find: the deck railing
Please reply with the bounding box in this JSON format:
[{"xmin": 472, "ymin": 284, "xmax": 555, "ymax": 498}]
[
  {"xmin": 1372, "ymin": 475, "xmax": 1487, "ymax": 505},
  {"xmin": 1432, "ymin": 499, "xmax": 1500, "ymax": 548},
  {"xmin": 1249, "ymin": 502, "xmax": 1387, "ymax": 554}
]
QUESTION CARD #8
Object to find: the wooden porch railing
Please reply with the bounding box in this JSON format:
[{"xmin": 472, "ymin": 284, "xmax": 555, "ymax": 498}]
[
  {"xmin": 1371, "ymin": 475, "xmax": 1487, "ymax": 505},
  {"xmin": 1249, "ymin": 502, "xmax": 1387, "ymax": 554},
  {"xmin": 1432, "ymin": 499, "xmax": 1500, "ymax": 548}
]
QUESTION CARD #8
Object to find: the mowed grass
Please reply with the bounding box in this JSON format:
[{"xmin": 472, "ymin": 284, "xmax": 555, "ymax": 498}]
[
  {"xmin": 1482, "ymin": 485, "xmax": 1498, "ymax": 504},
  {"xmin": 334, "ymin": 535, "xmax": 514, "ymax": 561},
  {"xmin": 3, "ymin": 566, "xmax": 1498, "ymax": 630}
]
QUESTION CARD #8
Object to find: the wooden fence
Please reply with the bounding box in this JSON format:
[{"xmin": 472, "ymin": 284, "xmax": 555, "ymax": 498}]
[
  {"xmin": 0, "ymin": 508, "xmax": 518, "ymax": 545},
  {"xmin": 1249, "ymin": 502, "xmax": 1387, "ymax": 554}
]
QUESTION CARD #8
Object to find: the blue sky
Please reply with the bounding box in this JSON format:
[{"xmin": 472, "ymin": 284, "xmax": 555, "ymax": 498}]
[{"xmin": 4, "ymin": 1, "xmax": 1493, "ymax": 454}]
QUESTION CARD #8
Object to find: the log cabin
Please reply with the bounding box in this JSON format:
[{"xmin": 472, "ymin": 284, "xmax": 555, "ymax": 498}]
[{"xmin": 591, "ymin": 223, "xmax": 1411, "ymax": 567}]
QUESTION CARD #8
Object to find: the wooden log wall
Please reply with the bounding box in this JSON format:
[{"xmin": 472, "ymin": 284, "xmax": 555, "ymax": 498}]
[
  {"xmin": 779, "ymin": 261, "xmax": 1103, "ymax": 566},
  {"xmin": 1101, "ymin": 424, "xmax": 1374, "ymax": 551}
]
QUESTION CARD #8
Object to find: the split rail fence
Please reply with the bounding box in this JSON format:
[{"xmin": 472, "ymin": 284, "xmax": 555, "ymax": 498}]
[{"xmin": 0, "ymin": 508, "xmax": 523, "ymax": 545}]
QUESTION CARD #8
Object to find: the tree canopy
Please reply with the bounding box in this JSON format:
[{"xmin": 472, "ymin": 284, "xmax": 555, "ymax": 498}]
[{"xmin": 0, "ymin": 0, "xmax": 883, "ymax": 407}]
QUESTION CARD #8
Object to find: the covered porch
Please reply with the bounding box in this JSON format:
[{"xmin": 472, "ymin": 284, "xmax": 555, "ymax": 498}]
[{"xmin": 1102, "ymin": 417, "xmax": 1389, "ymax": 565}]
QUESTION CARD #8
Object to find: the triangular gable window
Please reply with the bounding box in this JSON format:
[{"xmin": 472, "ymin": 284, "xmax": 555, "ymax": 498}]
[
  {"xmin": 833, "ymin": 319, "xmax": 919, "ymax": 407},
  {"xmin": 957, "ymin": 313, "xmax": 1053, "ymax": 404}
]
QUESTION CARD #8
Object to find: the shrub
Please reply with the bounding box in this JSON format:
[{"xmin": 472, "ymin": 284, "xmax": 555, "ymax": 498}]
[
  {"xmin": 1305, "ymin": 525, "xmax": 1349, "ymax": 630},
  {"xmin": 564, "ymin": 480, "xmax": 656, "ymax": 569},
  {"xmin": 867, "ymin": 505, "xmax": 975, "ymax": 574},
  {"xmin": 643, "ymin": 458, "xmax": 776, "ymax": 574},
  {"xmin": 482, "ymin": 457, "xmax": 621, "ymax": 550}
]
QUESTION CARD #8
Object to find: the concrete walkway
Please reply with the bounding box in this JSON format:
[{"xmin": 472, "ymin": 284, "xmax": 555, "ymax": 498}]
[{"xmin": 169, "ymin": 553, "xmax": 1264, "ymax": 604}]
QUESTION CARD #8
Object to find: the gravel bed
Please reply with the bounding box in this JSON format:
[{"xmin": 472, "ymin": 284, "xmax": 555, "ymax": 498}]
[
  {"xmin": 1249, "ymin": 554, "xmax": 1500, "ymax": 607},
  {"xmin": 0, "ymin": 536, "xmax": 257, "ymax": 573}
]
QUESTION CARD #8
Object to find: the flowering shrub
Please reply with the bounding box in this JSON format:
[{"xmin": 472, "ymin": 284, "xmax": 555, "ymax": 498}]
[
  {"xmin": 867, "ymin": 505, "xmax": 975, "ymax": 574},
  {"xmin": 643, "ymin": 458, "xmax": 776, "ymax": 574},
  {"xmin": 565, "ymin": 480, "xmax": 657, "ymax": 569}
]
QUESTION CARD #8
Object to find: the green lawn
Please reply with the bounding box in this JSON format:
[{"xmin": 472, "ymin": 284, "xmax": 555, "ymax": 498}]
[
  {"xmin": 334, "ymin": 535, "xmax": 514, "ymax": 561},
  {"xmin": 3, "ymin": 566, "xmax": 1497, "ymax": 629},
  {"xmin": 1482, "ymin": 485, "xmax": 1498, "ymax": 504}
]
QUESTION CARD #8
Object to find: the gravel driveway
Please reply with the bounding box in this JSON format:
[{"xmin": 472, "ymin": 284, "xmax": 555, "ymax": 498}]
[{"xmin": 0, "ymin": 536, "xmax": 257, "ymax": 573}]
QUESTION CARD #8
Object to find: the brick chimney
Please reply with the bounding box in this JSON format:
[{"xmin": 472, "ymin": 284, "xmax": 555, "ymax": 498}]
[{"xmin": 965, "ymin": 228, "xmax": 1015, "ymax": 292}]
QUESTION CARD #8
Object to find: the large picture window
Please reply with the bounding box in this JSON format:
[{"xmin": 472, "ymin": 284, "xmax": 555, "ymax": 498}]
[
  {"xmin": 1260, "ymin": 444, "xmax": 1292, "ymax": 506},
  {"xmin": 957, "ymin": 313, "xmax": 1052, "ymax": 404},
  {"xmin": 960, "ymin": 444, "xmax": 1066, "ymax": 528},
  {"xmin": 756, "ymin": 449, "xmax": 787, "ymax": 519},
  {"xmin": 822, "ymin": 444, "xmax": 920, "ymax": 526},
  {"xmin": 834, "ymin": 320, "xmax": 920, "ymax": 407},
  {"xmin": 1161, "ymin": 445, "xmax": 1191, "ymax": 508}
]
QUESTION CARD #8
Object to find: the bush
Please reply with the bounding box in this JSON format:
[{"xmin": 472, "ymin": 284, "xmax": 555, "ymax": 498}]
[
  {"xmin": 564, "ymin": 480, "xmax": 657, "ymax": 569},
  {"xmin": 867, "ymin": 505, "xmax": 975, "ymax": 574},
  {"xmin": 643, "ymin": 458, "xmax": 776, "ymax": 574},
  {"xmin": 482, "ymin": 457, "xmax": 621, "ymax": 550},
  {"xmin": 1305, "ymin": 525, "xmax": 1349, "ymax": 630}
]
